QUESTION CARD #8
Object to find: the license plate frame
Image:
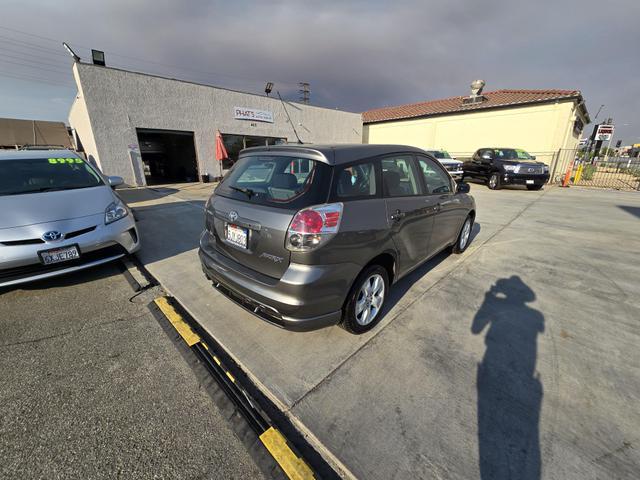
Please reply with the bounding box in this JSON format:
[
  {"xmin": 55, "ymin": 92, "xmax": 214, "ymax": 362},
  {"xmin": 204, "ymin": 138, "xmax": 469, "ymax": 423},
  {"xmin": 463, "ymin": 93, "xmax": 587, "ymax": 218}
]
[
  {"xmin": 225, "ymin": 224, "xmax": 248, "ymax": 249},
  {"xmin": 38, "ymin": 244, "xmax": 81, "ymax": 265},
  {"xmin": 526, "ymin": 179, "xmax": 535, "ymax": 185}
]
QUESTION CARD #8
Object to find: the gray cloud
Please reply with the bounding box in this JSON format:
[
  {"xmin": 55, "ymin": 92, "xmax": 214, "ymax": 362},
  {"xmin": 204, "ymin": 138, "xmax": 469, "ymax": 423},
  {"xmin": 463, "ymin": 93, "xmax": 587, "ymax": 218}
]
[{"xmin": 2, "ymin": 0, "xmax": 639, "ymax": 143}]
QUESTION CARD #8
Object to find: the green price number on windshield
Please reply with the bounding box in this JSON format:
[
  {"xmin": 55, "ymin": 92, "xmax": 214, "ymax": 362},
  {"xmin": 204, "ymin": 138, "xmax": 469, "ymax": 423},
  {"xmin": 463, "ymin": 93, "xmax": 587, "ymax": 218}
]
[{"xmin": 48, "ymin": 158, "xmax": 84, "ymax": 164}]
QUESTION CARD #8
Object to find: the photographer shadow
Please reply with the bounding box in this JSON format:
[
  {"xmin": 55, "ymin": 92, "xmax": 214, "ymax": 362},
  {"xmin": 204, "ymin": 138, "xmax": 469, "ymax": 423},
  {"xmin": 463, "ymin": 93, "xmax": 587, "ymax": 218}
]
[{"xmin": 472, "ymin": 275, "xmax": 544, "ymax": 480}]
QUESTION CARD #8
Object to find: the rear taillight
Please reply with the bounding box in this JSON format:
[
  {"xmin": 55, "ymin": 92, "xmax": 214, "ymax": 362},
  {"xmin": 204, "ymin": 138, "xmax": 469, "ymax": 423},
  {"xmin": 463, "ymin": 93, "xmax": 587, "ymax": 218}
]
[{"xmin": 286, "ymin": 203, "xmax": 343, "ymax": 252}]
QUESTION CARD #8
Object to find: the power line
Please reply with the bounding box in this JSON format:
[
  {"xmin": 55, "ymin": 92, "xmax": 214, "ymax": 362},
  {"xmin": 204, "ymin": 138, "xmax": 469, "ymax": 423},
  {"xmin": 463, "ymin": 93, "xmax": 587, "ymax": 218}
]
[
  {"xmin": 0, "ymin": 71, "xmax": 75, "ymax": 89},
  {"xmin": 0, "ymin": 25, "xmax": 302, "ymax": 91},
  {"xmin": 0, "ymin": 51, "xmax": 71, "ymax": 72},
  {"xmin": 0, "ymin": 58, "xmax": 73, "ymax": 77}
]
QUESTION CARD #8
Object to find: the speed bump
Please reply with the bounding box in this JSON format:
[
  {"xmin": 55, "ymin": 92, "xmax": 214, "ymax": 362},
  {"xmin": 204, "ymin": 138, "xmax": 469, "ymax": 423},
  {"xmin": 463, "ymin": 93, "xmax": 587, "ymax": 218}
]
[
  {"xmin": 152, "ymin": 295, "xmax": 318, "ymax": 480},
  {"xmin": 154, "ymin": 297, "xmax": 201, "ymax": 346},
  {"xmin": 260, "ymin": 427, "xmax": 315, "ymax": 480}
]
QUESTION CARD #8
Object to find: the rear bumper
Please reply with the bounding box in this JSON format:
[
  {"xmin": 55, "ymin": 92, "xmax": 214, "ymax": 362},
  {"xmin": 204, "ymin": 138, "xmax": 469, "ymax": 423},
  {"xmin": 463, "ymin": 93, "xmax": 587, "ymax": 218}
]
[
  {"xmin": 502, "ymin": 173, "xmax": 550, "ymax": 185},
  {"xmin": 198, "ymin": 230, "xmax": 359, "ymax": 331}
]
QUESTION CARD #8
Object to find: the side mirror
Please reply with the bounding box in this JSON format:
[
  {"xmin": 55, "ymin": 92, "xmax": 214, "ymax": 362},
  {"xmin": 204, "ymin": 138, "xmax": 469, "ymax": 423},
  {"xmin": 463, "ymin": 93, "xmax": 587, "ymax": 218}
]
[
  {"xmin": 108, "ymin": 176, "xmax": 124, "ymax": 188},
  {"xmin": 531, "ymin": 155, "xmax": 537, "ymax": 160},
  {"xmin": 456, "ymin": 182, "xmax": 470, "ymax": 194}
]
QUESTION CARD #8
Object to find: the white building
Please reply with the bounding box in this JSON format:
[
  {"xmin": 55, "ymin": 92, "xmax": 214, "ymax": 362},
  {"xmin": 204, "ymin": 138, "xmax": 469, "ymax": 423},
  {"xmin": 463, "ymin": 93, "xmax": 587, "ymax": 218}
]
[{"xmin": 69, "ymin": 62, "xmax": 362, "ymax": 186}]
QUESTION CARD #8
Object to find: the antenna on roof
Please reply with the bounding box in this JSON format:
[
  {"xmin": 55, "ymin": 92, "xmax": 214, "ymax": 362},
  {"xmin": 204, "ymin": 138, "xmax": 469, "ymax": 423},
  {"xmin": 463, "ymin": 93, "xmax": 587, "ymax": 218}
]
[{"xmin": 277, "ymin": 91, "xmax": 303, "ymax": 144}]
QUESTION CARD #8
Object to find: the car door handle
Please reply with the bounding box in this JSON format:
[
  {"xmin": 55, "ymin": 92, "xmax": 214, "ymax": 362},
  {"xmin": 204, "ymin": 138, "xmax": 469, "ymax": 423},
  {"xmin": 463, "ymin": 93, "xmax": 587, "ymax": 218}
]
[{"xmin": 390, "ymin": 209, "xmax": 406, "ymax": 221}]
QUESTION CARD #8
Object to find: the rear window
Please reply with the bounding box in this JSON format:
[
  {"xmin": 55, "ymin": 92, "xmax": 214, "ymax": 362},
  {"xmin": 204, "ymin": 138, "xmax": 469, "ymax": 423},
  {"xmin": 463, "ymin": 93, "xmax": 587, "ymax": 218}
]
[
  {"xmin": 0, "ymin": 157, "xmax": 104, "ymax": 196},
  {"xmin": 217, "ymin": 155, "xmax": 331, "ymax": 209}
]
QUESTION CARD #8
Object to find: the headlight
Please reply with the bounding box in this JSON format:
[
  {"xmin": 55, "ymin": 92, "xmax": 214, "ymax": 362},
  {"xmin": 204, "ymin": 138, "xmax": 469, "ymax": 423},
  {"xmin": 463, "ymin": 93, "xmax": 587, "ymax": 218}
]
[
  {"xmin": 503, "ymin": 165, "xmax": 518, "ymax": 172},
  {"xmin": 105, "ymin": 199, "xmax": 129, "ymax": 224},
  {"xmin": 543, "ymin": 165, "xmax": 549, "ymax": 172}
]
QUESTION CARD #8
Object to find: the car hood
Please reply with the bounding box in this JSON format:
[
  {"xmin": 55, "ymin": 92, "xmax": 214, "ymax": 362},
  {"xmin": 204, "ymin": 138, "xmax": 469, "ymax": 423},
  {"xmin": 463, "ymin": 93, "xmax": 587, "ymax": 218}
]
[{"xmin": 0, "ymin": 186, "xmax": 114, "ymax": 229}]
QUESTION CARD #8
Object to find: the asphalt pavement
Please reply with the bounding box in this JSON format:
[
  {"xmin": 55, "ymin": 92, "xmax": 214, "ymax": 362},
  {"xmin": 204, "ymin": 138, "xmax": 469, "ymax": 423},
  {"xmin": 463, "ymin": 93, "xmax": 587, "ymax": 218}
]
[{"xmin": 0, "ymin": 262, "xmax": 265, "ymax": 480}]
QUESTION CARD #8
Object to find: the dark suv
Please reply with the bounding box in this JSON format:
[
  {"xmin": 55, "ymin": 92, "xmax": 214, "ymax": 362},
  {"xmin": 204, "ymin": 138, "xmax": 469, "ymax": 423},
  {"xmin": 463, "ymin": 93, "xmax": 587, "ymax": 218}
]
[
  {"xmin": 462, "ymin": 148, "xmax": 550, "ymax": 190},
  {"xmin": 199, "ymin": 144, "xmax": 475, "ymax": 334}
]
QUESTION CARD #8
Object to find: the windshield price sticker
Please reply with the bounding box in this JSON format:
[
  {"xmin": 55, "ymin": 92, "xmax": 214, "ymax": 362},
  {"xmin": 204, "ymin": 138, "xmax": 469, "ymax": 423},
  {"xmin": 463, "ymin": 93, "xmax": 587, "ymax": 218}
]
[{"xmin": 48, "ymin": 158, "xmax": 84, "ymax": 164}]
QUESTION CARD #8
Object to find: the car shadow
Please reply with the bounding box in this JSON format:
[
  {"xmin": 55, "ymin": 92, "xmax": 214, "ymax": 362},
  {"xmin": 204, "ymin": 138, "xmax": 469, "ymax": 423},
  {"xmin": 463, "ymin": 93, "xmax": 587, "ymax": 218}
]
[
  {"xmin": 618, "ymin": 205, "xmax": 640, "ymax": 219},
  {"xmin": 471, "ymin": 275, "xmax": 544, "ymax": 480},
  {"xmin": 382, "ymin": 222, "xmax": 481, "ymax": 315}
]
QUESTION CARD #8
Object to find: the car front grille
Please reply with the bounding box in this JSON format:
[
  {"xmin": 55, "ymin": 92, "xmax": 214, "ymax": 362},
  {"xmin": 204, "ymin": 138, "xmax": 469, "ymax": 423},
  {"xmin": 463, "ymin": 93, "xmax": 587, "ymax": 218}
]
[
  {"xmin": 518, "ymin": 165, "xmax": 544, "ymax": 174},
  {"xmin": 445, "ymin": 164, "xmax": 462, "ymax": 172},
  {"xmin": 1, "ymin": 226, "xmax": 97, "ymax": 246},
  {"xmin": 0, "ymin": 244, "xmax": 126, "ymax": 284}
]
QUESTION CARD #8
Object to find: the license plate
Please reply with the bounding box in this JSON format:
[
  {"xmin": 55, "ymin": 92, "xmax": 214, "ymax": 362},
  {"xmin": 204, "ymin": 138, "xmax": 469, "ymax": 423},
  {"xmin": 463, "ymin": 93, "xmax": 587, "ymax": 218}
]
[
  {"xmin": 526, "ymin": 179, "xmax": 535, "ymax": 184},
  {"xmin": 226, "ymin": 224, "xmax": 248, "ymax": 249},
  {"xmin": 39, "ymin": 245, "xmax": 80, "ymax": 265}
]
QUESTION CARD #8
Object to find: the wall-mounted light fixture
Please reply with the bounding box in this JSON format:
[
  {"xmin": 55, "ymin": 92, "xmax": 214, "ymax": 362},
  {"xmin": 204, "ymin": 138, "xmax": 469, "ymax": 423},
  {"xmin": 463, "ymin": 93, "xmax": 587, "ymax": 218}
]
[{"xmin": 265, "ymin": 82, "xmax": 274, "ymax": 96}]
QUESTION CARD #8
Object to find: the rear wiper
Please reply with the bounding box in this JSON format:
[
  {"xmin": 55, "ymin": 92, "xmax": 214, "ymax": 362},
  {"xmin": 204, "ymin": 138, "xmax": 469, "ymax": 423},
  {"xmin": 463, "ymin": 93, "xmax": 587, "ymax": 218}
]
[{"xmin": 229, "ymin": 186, "xmax": 255, "ymax": 198}]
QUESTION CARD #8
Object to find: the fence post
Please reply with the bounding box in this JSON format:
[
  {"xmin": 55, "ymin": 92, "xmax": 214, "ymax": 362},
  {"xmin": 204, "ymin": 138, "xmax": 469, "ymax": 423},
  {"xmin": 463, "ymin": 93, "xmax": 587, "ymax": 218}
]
[{"xmin": 549, "ymin": 149, "xmax": 561, "ymax": 183}]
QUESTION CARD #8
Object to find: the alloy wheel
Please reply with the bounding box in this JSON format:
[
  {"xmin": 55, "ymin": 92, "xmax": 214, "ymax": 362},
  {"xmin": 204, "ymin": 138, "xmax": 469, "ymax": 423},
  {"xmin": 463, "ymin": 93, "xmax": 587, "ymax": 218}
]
[
  {"xmin": 459, "ymin": 218, "xmax": 472, "ymax": 250},
  {"xmin": 355, "ymin": 273, "xmax": 385, "ymax": 326}
]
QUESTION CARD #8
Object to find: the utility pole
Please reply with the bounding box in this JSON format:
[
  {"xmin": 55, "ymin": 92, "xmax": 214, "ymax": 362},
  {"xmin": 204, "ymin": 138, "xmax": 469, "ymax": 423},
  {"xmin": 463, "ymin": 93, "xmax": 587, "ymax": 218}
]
[{"xmin": 298, "ymin": 82, "xmax": 310, "ymax": 104}]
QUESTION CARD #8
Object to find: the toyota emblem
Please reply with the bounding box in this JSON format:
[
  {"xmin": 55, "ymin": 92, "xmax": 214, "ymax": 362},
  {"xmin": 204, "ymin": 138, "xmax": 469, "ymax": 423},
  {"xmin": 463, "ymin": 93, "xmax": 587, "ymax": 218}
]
[
  {"xmin": 42, "ymin": 231, "xmax": 64, "ymax": 242},
  {"xmin": 228, "ymin": 211, "xmax": 239, "ymax": 222}
]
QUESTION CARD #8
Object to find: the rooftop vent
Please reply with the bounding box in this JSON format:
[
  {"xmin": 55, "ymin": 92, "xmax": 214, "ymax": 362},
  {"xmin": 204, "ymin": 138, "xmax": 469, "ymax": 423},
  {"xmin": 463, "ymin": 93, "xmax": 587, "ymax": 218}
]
[{"xmin": 463, "ymin": 79, "xmax": 487, "ymax": 105}]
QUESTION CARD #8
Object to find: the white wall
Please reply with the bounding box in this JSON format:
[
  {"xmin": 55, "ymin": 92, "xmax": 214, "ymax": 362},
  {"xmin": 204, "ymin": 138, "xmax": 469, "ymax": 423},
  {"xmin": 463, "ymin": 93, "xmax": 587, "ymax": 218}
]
[{"xmin": 69, "ymin": 63, "xmax": 363, "ymax": 185}]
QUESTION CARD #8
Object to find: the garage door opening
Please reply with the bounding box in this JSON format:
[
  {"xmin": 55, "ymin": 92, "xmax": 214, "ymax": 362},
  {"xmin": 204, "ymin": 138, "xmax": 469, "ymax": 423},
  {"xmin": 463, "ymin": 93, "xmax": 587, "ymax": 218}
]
[{"xmin": 136, "ymin": 128, "xmax": 198, "ymax": 185}]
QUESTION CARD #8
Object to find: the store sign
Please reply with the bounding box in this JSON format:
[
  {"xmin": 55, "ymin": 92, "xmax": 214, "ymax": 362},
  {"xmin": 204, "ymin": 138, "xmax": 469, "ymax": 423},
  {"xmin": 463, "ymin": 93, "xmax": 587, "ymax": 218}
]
[
  {"xmin": 234, "ymin": 107, "xmax": 274, "ymax": 123},
  {"xmin": 594, "ymin": 124, "xmax": 614, "ymax": 141}
]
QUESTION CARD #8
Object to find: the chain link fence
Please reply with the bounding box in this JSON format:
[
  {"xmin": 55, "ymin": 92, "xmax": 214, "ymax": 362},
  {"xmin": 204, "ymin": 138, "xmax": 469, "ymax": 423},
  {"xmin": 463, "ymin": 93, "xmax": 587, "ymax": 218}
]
[{"xmin": 550, "ymin": 149, "xmax": 640, "ymax": 191}]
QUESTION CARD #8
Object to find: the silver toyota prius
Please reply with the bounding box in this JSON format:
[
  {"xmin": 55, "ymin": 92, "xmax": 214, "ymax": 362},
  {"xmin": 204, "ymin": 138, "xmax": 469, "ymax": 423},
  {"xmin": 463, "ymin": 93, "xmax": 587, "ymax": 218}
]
[{"xmin": 0, "ymin": 149, "xmax": 140, "ymax": 288}]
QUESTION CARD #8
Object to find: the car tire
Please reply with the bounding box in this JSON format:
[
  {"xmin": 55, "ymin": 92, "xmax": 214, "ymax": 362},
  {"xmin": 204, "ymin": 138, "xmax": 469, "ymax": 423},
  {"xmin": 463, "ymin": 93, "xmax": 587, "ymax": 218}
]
[
  {"xmin": 452, "ymin": 215, "xmax": 474, "ymax": 254},
  {"xmin": 527, "ymin": 184, "xmax": 543, "ymax": 191},
  {"xmin": 487, "ymin": 172, "xmax": 501, "ymax": 190},
  {"xmin": 341, "ymin": 265, "xmax": 389, "ymax": 334}
]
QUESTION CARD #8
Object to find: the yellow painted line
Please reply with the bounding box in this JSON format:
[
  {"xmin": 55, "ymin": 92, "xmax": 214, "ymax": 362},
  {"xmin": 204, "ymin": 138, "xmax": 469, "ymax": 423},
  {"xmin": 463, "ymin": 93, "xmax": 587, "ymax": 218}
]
[
  {"xmin": 225, "ymin": 371, "xmax": 236, "ymax": 383},
  {"xmin": 260, "ymin": 427, "xmax": 315, "ymax": 480},
  {"xmin": 154, "ymin": 297, "xmax": 201, "ymax": 347},
  {"xmin": 213, "ymin": 355, "xmax": 222, "ymax": 366}
]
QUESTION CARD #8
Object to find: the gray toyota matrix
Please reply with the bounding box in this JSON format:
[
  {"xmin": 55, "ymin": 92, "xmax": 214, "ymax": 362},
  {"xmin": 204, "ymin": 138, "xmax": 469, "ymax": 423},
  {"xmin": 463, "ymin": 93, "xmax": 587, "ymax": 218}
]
[{"xmin": 199, "ymin": 144, "xmax": 475, "ymax": 334}]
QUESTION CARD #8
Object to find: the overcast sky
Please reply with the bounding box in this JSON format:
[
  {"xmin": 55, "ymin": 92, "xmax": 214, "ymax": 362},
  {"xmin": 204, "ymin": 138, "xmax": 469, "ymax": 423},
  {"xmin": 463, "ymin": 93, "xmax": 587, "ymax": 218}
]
[{"xmin": 1, "ymin": 0, "xmax": 639, "ymax": 144}]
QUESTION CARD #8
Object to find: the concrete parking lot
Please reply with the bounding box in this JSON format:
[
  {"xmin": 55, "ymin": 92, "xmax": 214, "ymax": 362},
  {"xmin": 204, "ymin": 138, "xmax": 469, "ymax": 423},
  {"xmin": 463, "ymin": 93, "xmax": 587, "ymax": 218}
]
[
  {"xmin": 0, "ymin": 263, "xmax": 265, "ymax": 480},
  {"xmin": 120, "ymin": 182, "xmax": 640, "ymax": 479}
]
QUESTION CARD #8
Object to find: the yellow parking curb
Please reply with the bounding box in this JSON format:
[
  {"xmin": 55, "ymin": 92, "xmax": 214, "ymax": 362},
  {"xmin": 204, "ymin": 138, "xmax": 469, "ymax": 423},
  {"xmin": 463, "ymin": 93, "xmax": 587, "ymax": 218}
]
[
  {"xmin": 154, "ymin": 296, "xmax": 316, "ymax": 480},
  {"xmin": 154, "ymin": 297, "xmax": 201, "ymax": 346},
  {"xmin": 260, "ymin": 427, "xmax": 315, "ymax": 480}
]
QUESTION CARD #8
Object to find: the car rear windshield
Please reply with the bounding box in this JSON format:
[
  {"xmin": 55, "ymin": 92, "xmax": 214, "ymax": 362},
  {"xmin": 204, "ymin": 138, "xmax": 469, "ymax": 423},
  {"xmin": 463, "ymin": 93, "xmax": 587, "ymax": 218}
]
[
  {"xmin": 217, "ymin": 155, "xmax": 331, "ymax": 209},
  {"xmin": 0, "ymin": 157, "xmax": 104, "ymax": 196}
]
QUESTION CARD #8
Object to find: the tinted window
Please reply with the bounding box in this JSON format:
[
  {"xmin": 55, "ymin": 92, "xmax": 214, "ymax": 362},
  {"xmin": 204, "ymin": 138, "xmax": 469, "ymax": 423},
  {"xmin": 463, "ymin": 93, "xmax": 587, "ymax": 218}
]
[
  {"xmin": 334, "ymin": 162, "xmax": 377, "ymax": 199},
  {"xmin": 495, "ymin": 148, "xmax": 533, "ymax": 160},
  {"xmin": 217, "ymin": 155, "xmax": 330, "ymax": 209},
  {"xmin": 0, "ymin": 157, "xmax": 104, "ymax": 196},
  {"xmin": 418, "ymin": 157, "xmax": 452, "ymax": 194},
  {"xmin": 381, "ymin": 155, "xmax": 420, "ymax": 197}
]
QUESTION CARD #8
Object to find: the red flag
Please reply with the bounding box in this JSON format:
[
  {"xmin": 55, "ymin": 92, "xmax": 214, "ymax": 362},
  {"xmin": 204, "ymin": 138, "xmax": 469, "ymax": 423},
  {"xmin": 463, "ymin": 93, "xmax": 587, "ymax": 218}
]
[{"xmin": 215, "ymin": 130, "xmax": 228, "ymax": 163}]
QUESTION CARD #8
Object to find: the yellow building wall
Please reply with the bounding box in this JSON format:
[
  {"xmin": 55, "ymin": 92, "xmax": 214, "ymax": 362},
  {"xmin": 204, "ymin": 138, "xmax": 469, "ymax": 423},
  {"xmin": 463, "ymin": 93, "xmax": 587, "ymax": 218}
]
[{"xmin": 364, "ymin": 100, "xmax": 583, "ymax": 170}]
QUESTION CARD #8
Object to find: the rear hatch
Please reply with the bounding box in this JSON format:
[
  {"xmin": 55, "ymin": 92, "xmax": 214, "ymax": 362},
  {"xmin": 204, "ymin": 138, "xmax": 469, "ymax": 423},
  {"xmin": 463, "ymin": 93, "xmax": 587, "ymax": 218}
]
[{"xmin": 207, "ymin": 153, "xmax": 331, "ymax": 279}]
